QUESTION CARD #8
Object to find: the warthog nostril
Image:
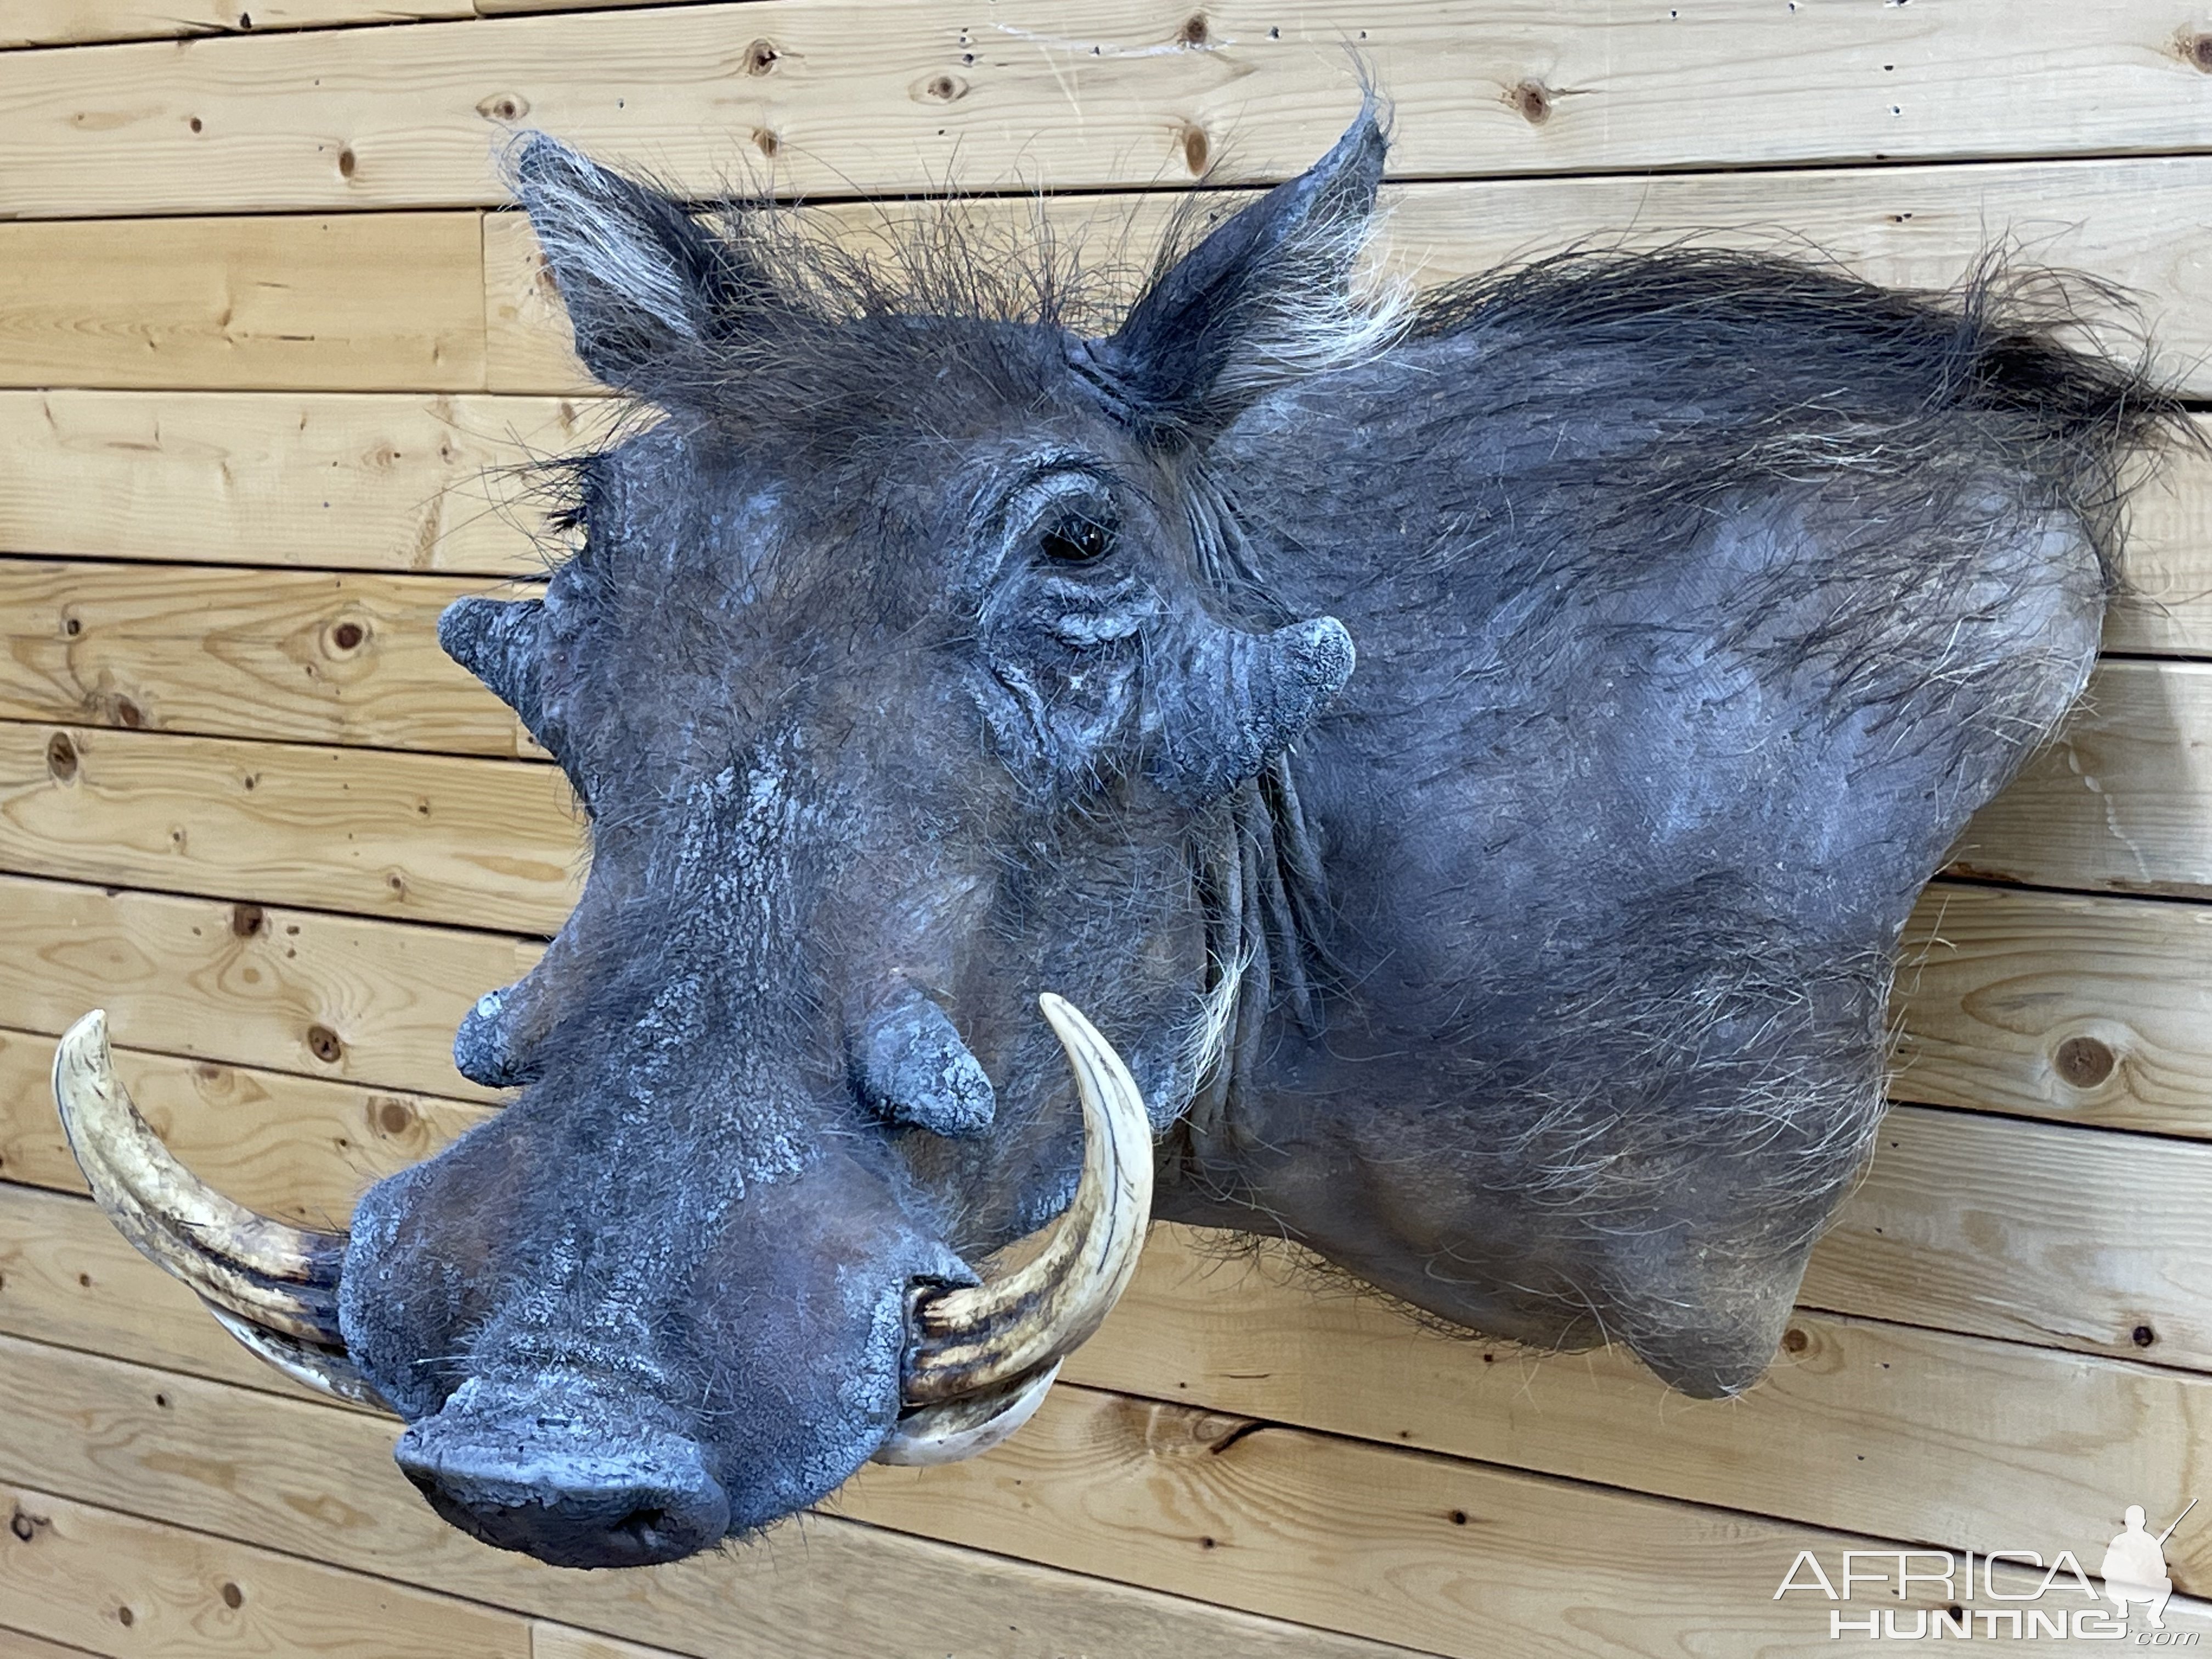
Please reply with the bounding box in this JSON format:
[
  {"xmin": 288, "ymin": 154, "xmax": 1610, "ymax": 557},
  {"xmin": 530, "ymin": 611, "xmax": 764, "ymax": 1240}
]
[{"xmin": 615, "ymin": 1505, "xmax": 668, "ymax": 1542}]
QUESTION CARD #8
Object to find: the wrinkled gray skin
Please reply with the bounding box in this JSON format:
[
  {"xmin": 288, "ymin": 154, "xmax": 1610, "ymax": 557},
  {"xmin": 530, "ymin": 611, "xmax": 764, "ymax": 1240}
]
[{"xmin": 339, "ymin": 110, "xmax": 2167, "ymax": 1568}]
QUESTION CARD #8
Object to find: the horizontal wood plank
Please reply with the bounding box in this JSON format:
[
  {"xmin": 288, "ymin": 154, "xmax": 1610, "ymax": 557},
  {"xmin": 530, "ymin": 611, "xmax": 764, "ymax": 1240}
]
[
  {"xmin": 10, "ymin": 1168, "xmax": 2212, "ymax": 1602},
  {"xmin": 0, "ymin": 392, "xmax": 594, "ymax": 575},
  {"xmin": 1892, "ymin": 881, "xmax": 2212, "ymax": 1137},
  {"xmin": 486, "ymin": 154, "xmax": 2212, "ymax": 404},
  {"xmin": 1, "ymin": 1, "xmax": 465, "ymax": 50},
  {"xmin": 0, "ymin": 1024, "xmax": 489, "ymax": 1228},
  {"xmin": 0, "ymin": 872, "xmax": 532, "ymax": 1103},
  {"xmin": 0, "ymin": 1331, "xmax": 1443, "ymax": 1659},
  {"xmin": 0, "ymin": 561, "xmax": 534, "ymax": 756},
  {"xmin": 0, "ymin": 862, "xmax": 2200, "ymax": 1132},
  {"xmin": 3, "ymin": 906, "xmax": 2210, "ymax": 1363},
  {"xmin": 0, "ymin": 651, "xmax": 2205, "ymax": 942},
  {"xmin": 531, "ymin": 1629, "xmax": 692, "ymax": 1659},
  {"xmin": 0, "ymin": 1482, "xmax": 530, "ymax": 1659},
  {"xmin": 0, "ymin": 1627, "xmax": 102, "ymax": 1659},
  {"xmin": 0, "ymin": 723, "xmax": 582, "ymax": 934},
  {"xmin": 7, "ymin": 3, "xmax": 2212, "ymax": 218},
  {"xmin": 1799, "ymin": 1104, "xmax": 2212, "ymax": 1365},
  {"xmin": 1947, "ymin": 659, "xmax": 2212, "ymax": 899},
  {"xmin": 0, "ymin": 215, "xmax": 482, "ymax": 392},
  {"xmin": 0, "ymin": 1181, "xmax": 419, "ymax": 1407},
  {"xmin": 0, "ymin": 1329, "xmax": 1991, "ymax": 1659},
  {"xmin": 3, "ymin": 388, "xmax": 2200, "ymax": 650}
]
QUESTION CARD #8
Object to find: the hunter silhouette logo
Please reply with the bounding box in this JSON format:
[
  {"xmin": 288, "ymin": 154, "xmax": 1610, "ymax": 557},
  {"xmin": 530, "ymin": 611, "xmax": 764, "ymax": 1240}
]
[
  {"xmin": 1774, "ymin": 1500, "xmax": 2202, "ymax": 1642},
  {"xmin": 2103, "ymin": 1502, "xmax": 2193, "ymax": 1630}
]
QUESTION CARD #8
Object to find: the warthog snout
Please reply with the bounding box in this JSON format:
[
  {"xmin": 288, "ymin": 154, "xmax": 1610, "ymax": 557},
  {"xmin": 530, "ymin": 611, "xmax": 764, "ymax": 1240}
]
[{"xmin": 394, "ymin": 1377, "xmax": 730, "ymax": 1569}]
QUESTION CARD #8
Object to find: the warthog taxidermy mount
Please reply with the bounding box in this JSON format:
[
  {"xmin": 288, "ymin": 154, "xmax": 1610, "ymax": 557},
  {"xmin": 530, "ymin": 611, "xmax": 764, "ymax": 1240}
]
[{"xmin": 57, "ymin": 106, "xmax": 2177, "ymax": 1568}]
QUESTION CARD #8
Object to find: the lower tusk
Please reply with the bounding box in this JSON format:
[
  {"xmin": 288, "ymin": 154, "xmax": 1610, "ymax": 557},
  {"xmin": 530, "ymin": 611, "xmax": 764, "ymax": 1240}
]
[
  {"xmin": 204, "ymin": 1304, "xmax": 395, "ymax": 1413},
  {"xmin": 51, "ymin": 1011, "xmax": 350, "ymax": 1350},
  {"xmin": 871, "ymin": 1362, "xmax": 1060, "ymax": 1466},
  {"xmin": 900, "ymin": 994, "xmax": 1153, "ymax": 1407}
]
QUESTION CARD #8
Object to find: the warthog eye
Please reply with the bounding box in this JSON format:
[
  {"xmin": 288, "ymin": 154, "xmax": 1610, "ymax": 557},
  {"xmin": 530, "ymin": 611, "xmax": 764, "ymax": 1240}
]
[{"xmin": 1037, "ymin": 511, "xmax": 1114, "ymax": 565}]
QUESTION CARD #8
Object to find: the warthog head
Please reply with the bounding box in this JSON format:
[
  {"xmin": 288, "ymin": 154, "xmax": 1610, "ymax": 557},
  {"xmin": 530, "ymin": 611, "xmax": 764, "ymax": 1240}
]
[{"xmin": 54, "ymin": 113, "xmax": 1395, "ymax": 1565}]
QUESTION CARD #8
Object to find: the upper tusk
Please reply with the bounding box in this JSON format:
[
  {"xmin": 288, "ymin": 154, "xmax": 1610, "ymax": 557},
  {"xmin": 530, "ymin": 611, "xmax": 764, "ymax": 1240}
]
[
  {"xmin": 51, "ymin": 1010, "xmax": 349, "ymax": 1351},
  {"xmin": 900, "ymin": 993, "xmax": 1154, "ymax": 1407}
]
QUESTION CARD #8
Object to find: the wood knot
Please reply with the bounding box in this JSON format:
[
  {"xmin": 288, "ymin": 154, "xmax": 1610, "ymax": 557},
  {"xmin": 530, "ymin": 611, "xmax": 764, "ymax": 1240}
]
[
  {"xmin": 115, "ymin": 696, "xmax": 143, "ymax": 728},
  {"xmin": 327, "ymin": 619, "xmax": 366, "ymax": 653},
  {"xmin": 1781, "ymin": 1326, "xmax": 1810, "ymax": 1355},
  {"xmin": 306, "ymin": 1024, "xmax": 345, "ymax": 1064},
  {"xmin": 61, "ymin": 615, "xmax": 81, "ymax": 636},
  {"xmin": 1177, "ymin": 13, "xmax": 1208, "ymax": 46},
  {"xmin": 2053, "ymin": 1034, "xmax": 2116, "ymax": 1088},
  {"xmin": 44, "ymin": 732, "xmax": 76, "ymax": 782},
  {"xmin": 337, "ymin": 146, "xmax": 357, "ymax": 179},
  {"xmin": 753, "ymin": 128, "xmax": 781, "ymax": 159},
  {"xmin": 1448, "ymin": 1508, "xmax": 1469, "ymax": 1525},
  {"xmin": 1181, "ymin": 123, "xmax": 1210, "ymax": 174},
  {"xmin": 2134, "ymin": 1323, "xmax": 2158, "ymax": 1348},
  {"xmin": 745, "ymin": 39, "xmax": 780, "ymax": 75},
  {"xmin": 2183, "ymin": 30, "xmax": 2212, "ymax": 71},
  {"xmin": 231, "ymin": 903, "xmax": 264, "ymax": 938},
  {"xmin": 221, "ymin": 1582, "xmax": 244, "ymax": 1610},
  {"xmin": 8, "ymin": 1509, "xmax": 41, "ymax": 1543},
  {"xmin": 1509, "ymin": 80, "xmax": 1552, "ymax": 124},
  {"xmin": 917, "ymin": 72, "xmax": 967, "ymax": 103},
  {"xmin": 376, "ymin": 1098, "xmax": 414, "ymax": 1136},
  {"xmin": 475, "ymin": 93, "xmax": 529, "ymax": 122},
  {"xmin": 189, "ymin": 116, "xmax": 203, "ymax": 133}
]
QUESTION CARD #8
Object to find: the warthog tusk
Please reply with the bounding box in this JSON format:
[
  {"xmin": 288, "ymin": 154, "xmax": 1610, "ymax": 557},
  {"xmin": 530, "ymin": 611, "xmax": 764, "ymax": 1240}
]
[
  {"xmin": 870, "ymin": 1362, "xmax": 1062, "ymax": 1466},
  {"xmin": 50, "ymin": 1010, "xmax": 388, "ymax": 1409},
  {"xmin": 889, "ymin": 994, "xmax": 1154, "ymax": 1449}
]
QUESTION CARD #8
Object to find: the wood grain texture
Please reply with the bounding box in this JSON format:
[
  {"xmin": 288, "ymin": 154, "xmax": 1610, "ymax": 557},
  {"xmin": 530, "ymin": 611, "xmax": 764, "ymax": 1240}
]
[
  {"xmin": 0, "ymin": 1183, "xmax": 392, "ymax": 1407},
  {"xmin": 1801, "ymin": 1104, "xmax": 2212, "ymax": 1367},
  {"xmin": 486, "ymin": 153, "xmax": 2212, "ymax": 402},
  {"xmin": 1950, "ymin": 659, "xmax": 2212, "ymax": 899},
  {"xmin": 0, "ymin": 1025, "xmax": 489, "ymax": 1227},
  {"xmin": 4, "ymin": 385, "xmax": 2200, "ymax": 647},
  {"xmin": 7, "ymin": 3, "xmax": 2212, "ymax": 217},
  {"xmin": 837, "ymin": 1380, "xmax": 2101, "ymax": 1655},
  {"xmin": 0, "ymin": 723, "xmax": 582, "ymax": 934},
  {"xmin": 531, "ymin": 1629, "xmax": 691, "ymax": 1659},
  {"xmin": 0, "ymin": 1333, "xmax": 1442, "ymax": 1659},
  {"xmin": 2, "ymin": 1, "xmax": 465, "ymax": 50},
  {"xmin": 0, "ymin": 1482, "xmax": 531, "ymax": 1659},
  {"xmin": 0, "ymin": 561, "xmax": 534, "ymax": 755},
  {"xmin": 1891, "ymin": 881, "xmax": 2212, "ymax": 1137},
  {"xmin": 0, "ymin": 215, "xmax": 481, "ymax": 392},
  {"xmin": 2117, "ymin": 438, "xmax": 2212, "ymax": 657},
  {"xmin": 0, "ymin": 1627, "xmax": 104, "ymax": 1659},
  {"xmin": 11, "ymin": 1168, "xmax": 2212, "ymax": 1604},
  {"xmin": 0, "ymin": 658, "xmax": 2208, "ymax": 944},
  {"xmin": 0, "ymin": 865, "xmax": 2199, "ymax": 1130},
  {"xmin": 0, "ymin": 391, "xmax": 595, "ymax": 574},
  {"xmin": 5, "ymin": 982, "xmax": 2212, "ymax": 1375},
  {"xmin": 0, "ymin": 873, "xmax": 533, "ymax": 1103}
]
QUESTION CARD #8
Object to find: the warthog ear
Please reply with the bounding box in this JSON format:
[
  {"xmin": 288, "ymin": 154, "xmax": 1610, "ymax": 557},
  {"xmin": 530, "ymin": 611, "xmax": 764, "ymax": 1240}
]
[
  {"xmin": 1151, "ymin": 616, "xmax": 1356, "ymax": 805},
  {"xmin": 506, "ymin": 134, "xmax": 765, "ymax": 394},
  {"xmin": 1082, "ymin": 104, "xmax": 1398, "ymax": 445}
]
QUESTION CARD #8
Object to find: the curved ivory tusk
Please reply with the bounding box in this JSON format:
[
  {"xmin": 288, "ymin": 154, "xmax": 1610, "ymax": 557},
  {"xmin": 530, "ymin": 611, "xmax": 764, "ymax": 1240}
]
[
  {"xmin": 871, "ymin": 1362, "xmax": 1060, "ymax": 1466},
  {"xmin": 204, "ymin": 1304, "xmax": 394, "ymax": 1413},
  {"xmin": 51, "ymin": 1010, "xmax": 349, "ymax": 1349},
  {"xmin": 900, "ymin": 993, "xmax": 1153, "ymax": 1408}
]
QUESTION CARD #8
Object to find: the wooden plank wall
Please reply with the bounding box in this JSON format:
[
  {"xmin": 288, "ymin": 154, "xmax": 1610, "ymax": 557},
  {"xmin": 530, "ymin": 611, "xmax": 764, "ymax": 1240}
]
[{"xmin": 2, "ymin": 5, "xmax": 2210, "ymax": 1655}]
